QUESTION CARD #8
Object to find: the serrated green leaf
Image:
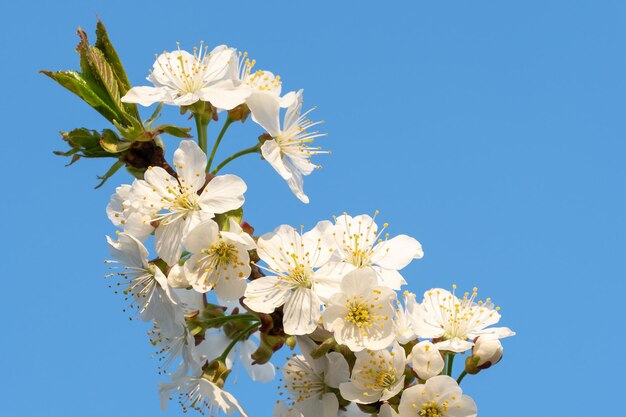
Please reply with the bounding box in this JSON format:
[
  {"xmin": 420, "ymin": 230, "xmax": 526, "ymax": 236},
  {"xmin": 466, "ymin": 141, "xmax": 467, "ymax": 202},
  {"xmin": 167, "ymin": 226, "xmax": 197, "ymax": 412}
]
[
  {"xmin": 95, "ymin": 20, "xmax": 139, "ymax": 120},
  {"xmin": 86, "ymin": 46, "xmax": 121, "ymax": 105},
  {"xmin": 152, "ymin": 124, "xmax": 193, "ymax": 139},
  {"xmin": 95, "ymin": 20, "xmax": 132, "ymax": 93},
  {"xmin": 40, "ymin": 70, "xmax": 121, "ymax": 123},
  {"xmin": 95, "ymin": 159, "xmax": 125, "ymax": 189}
]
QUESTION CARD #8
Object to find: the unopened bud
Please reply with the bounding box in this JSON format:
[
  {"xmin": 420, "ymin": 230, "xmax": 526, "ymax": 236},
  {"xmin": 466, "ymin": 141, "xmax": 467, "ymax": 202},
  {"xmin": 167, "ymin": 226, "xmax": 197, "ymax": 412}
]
[
  {"xmin": 465, "ymin": 336, "xmax": 503, "ymax": 374},
  {"xmin": 472, "ymin": 336, "xmax": 503, "ymax": 369},
  {"xmin": 167, "ymin": 264, "xmax": 190, "ymax": 288}
]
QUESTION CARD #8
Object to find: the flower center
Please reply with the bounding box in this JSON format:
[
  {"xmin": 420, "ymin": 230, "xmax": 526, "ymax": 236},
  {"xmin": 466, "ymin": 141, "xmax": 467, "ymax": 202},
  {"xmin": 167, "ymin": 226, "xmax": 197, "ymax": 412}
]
[
  {"xmin": 245, "ymin": 69, "xmax": 281, "ymax": 93},
  {"xmin": 347, "ymin": 248, "xmax": 371, "ymax": 268},
  {"xmin": 286, "ymin": 265, "xmax": 313, "ymax": 288},
  {"xmin": 345, "ymin": 301, "xmax": 372, "ymax": 327},
  {"xmin": 171, "ymin": 191, "xmax": 200, "ymax": 212},
  {"xmin": 419, "ymin": 402, "xmax": 443, "ymax": 417},
  {"xmin": 373, "ymin": 370, "xmax": 397, "ymax": 389},
  {"xmin": 205, "ymin": 241, "xmax": 238, "ymax": 265}
]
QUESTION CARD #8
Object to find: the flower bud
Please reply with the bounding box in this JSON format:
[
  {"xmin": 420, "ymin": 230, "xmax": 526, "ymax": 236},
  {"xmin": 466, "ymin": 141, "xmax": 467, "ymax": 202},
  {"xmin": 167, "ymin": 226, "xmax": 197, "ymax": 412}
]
[
  {"xmin": 408, "ymin": 341, "xmax": 445, "ymax": 380},
  {"xmin": 167, "ymin": 264, "xmax": 189, "ymax": 288},
  {"xmin": 465, "ymin": 336, "xmax": 503, "ymax": 374},
  {"xmin": 472, "ymin": 336, "xmax": 503, "ymax": 368}
]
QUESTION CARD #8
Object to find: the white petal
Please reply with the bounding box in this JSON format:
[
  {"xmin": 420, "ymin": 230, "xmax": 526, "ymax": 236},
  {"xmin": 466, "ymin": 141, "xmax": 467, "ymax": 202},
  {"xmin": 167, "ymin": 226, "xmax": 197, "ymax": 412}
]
[
  {"xmin": 243, "ymin": 277, "xmax": 289, "ymax": 313},
  {"xmin": 378, "ymin": 404, "xmax": 400, "ymax": 417},
  {"xmin": 199, "ymin": 174, "xmax": 246, "ymax": 215},
  {"xmin": 323, "ymin": 352, "xmax": 350, "ymax": 388},
  {"xmin": 434, "ymin": 338, "xmax": 474, "ymax": 353},
  {"xmin": 321, "ymin": 393, "xmax": 339, "ymax": 417},
  {"xmin": 283, "ymin": 287, "xmax": 320, "ymax": 335},
  {"xmin": 121, "ymin": 86, "xmax": 172, "ymax": 106},
  {"xmin": 173, "ymin": 140, "xmax": 208, "ymax": 192},
  {"xmin": 155, "ymin": 217, "xmax": 186, "ymax": 265},
  {"xmin": 261, "ymin": 139, "xmax": 293, "ymax": 180},
  {"xmin": 339, "ymin": 381, "xmax": 372, "ymax": 404},
  {"xmin": 200, "ymin": 81, "xmax": 249, "ymax": 110},
  {"xmin": 371, "ymin": 235, "xmax": 424, "ymax": 269},
  {"xmin": 285, "ymin": 159, "xmax": 309, "ymax": 203},
  {"xmin": 372, "ymin": 267, "xmax": 407, "ymax": 290},
  {"xmin": 185, "ymin": 219, "xmax": 219, "ymax": 254},
  {"xmin": 468, "ymin": 326, "xmax": 516, "ymax": 339},
  {"xmin": 214, "ymin": 273, "xmax": 248, "ymax": 302},
  {"xmin": 246, "ymin": 92, "xmax": 282, "ymax": 136}
]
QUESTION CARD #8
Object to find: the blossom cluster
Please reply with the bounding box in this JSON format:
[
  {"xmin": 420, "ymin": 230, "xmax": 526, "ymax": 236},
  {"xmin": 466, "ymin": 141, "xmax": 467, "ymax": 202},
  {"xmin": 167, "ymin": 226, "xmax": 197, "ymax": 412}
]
[{"xmin": 45, "ymin": 21, "xmax": 515, "ymax": 417}]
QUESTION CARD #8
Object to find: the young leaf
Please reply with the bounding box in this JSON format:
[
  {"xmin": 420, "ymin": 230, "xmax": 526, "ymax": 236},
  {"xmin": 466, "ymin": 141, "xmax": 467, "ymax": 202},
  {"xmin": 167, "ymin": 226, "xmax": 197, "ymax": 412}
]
[
  {"xmin": 95, "ymin": 159, "xmax": 125, "ymax": 189},
  {"xmin": 40, "ymin": 70, "xmax": 121, "ymax": 123},
  {"xmin": 152, "ymin": 124, "xmax": 193, "ymax": 138},
  {"xmin": 95, "ymin": 20, "xmax": 140, "ymax": 120}
]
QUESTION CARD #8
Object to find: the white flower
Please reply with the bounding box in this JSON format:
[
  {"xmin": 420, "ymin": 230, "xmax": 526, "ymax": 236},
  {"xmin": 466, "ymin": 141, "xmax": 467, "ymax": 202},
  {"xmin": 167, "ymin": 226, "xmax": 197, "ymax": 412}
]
[
  {"xmin": 226, "ymin": 51, "xmax": 295, "ymax": 105},
  {"xmin": 105, "ymin": 232, "xmax": 179, "ymax": 334},
  {"xmin": 410, "ymin": 286, "xmax": 515, "ymax": 353},
  {"xmin": 322, "ymin": 269, "xmax": 396, "ymax": 351},
  {"xmin": 246, "ymin": 89, "xmax": 327, "ymax": 203},
  {"xmin": 121, "ymin": 43, "xmax": 248, "ymax": 109},
  {"xmin": 318, "ymin": 213, "xmax": 423, "ymax": 290},
  {"xmin": 470, "ymin": 335, "xmax": 503, "ymax": 368},
  {"xmin": 184, "ymin": 219, "xmax": 255, "ymax": 301},
  {"xmin": 127, "ymin": 140, "xmax": 246, "ymax": 265},
  {"xmin": 160, "ymin": 372, "xmax": 248, "ymax": 416},
  {"xmin": 393, "ymin": 291, "xmax": 418, "ymax": 344},
  {"xmin": 397, "ymin": 375, "xmax": 477, "ymax": 417},
  {"xmin": 280, "ymin": 337, "xmax": 350, "ymax": 417},
  {"xmin": 149, "ymin": 320, "xmax": 200, "ymax": 375},
  {"xmin": 408, "ymin": 341, "xmax": 444, "ymax": 381},
  {"xmin": 339, "ymin": 342, "xmax": 406, "ymax": 404},
  {"xmin": 243, "ymin": 222, "xmax": 339, "ymax": 335},
  {"xmin": 106, "ymin": 184, "xmax": 153, "ymax": 240},
  {"xmin": 196, "ymin": 329, "xmax": 275, "ymax": 383}
]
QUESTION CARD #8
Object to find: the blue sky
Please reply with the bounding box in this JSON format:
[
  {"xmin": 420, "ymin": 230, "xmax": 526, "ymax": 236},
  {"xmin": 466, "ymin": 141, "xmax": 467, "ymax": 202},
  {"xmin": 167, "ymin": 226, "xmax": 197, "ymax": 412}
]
[{"xmin": 2, "ymin": 1, "xmax": 625, "ymax": 416}]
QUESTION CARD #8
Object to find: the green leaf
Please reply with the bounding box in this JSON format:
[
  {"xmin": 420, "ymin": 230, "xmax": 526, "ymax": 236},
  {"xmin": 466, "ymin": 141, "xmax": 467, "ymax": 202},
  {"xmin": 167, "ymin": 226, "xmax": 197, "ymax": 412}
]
[
  {"xmin": 99, "ymin": 129, "xmax": 131, "ymax": 153},
  {"xmin": 95, "ymin": 20, "xmax": 139, "ymax": 120},
  {"xmin": 152, "ymin": 124, "xmax": 193, "ymax": 139},
  {"xmin": 145, "ymin": 102, "xmax": 164, "ymax": 128},
  {"xmin": 95, "ymin": 159, "xmax": 125, "ymax": 189},
  {"xmin": 40, "ymin": 70, "xmax": 121, "ymax": 124},
  {"xmin": 213, "ymin": 207, "xmax": 243, "ymax": 231},
  {"xmin": 94, "ymin": 19, "xmax": 132, "ymax": 93},
  {"xmin": 86, "ymin": 46, "xmax": 121, "ymax": 106}
]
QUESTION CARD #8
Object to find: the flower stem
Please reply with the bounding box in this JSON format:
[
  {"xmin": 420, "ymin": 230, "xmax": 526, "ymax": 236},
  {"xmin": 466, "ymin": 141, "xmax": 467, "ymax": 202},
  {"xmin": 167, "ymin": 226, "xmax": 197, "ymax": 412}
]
[
  {"xmin": 211, "ymin": 144, "xmax": 260, "ymax": 174},
  {"xmin": 194, "ymin": 113, "xmax": 209, "ymax": 155},
  {"xmin": 201, "ymin": 314, "xmax": 258, "ymax": 327},
  {"xmin": 457, "ymin": 370, "xmax": 468, "ymax": 384},
  {"xmin": 446, "ymin": 353, "xmax": 456, "ymax": 376},
  {"xmin": 207, "ymin": 118, "xmax": 234, "ymax": 173},
  {"xmin": 218, "ymin": 321, "xmax": 260, "ymax": 362}
]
